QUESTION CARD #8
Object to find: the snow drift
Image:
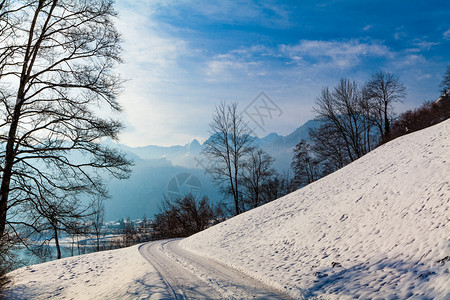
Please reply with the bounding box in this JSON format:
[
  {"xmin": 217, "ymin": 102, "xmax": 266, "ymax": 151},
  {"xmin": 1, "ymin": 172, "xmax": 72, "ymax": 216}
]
[{"xmin": 181, "ymin": 120, "xmax": 450, "ymax": 299}]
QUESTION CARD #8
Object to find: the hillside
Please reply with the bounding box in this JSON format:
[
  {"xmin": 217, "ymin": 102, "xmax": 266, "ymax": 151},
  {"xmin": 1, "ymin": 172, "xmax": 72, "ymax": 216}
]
[
  {"xmin": 181, "ymin": 119, "xmax": 450, "ymax": 299},
  {"xmin": 2, "ymin": 245, "xmax": 171, "ymax": 299},
  {"xmin": 3, "ymin": 120, "xmax": 448, "ymax": 299}
]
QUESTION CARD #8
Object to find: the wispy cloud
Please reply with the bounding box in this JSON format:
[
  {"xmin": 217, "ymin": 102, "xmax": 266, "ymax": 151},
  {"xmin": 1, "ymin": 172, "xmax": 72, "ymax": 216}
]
[
  {"xmin": 205, "ymin": 60, "xmax": 264, "ymax": 81},
  {"xmin": 404, "ymin": 39, "xmax": 440, "ymax": 54},
  {"xmin": 394, "ymin": 27, "xmax": 407, "ymax": 40},
  {"xmin": 205, "ymin": 45, "xmax": 270, "ymax": 81},
  {"xmin": 443, "ymin": 29, "xmax": 450, "ymax": 40},
  {"xmin": 280, "ymin": 39, "xmax": 392, "ymax": 69},
  {"xmin": 116, "ymin": 7, "xmax": 189, "ymax": 81}
]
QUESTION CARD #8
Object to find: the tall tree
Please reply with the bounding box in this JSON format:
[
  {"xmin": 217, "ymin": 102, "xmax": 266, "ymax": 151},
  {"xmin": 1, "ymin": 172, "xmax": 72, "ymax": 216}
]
[
  {"xmin": 363, "ymin": 71, "xmax": 406, "ymax": 139},
  {"xmin": 0, "ymin": 0, "xmax": 131, "ymax": 244},
  {"xmin": 314, "ymin": 78, "xmax": 372, "ymax": 161},
  {"xmin": 309, "ymin": 123, "xmax": 351, "ymax": 173},
  {"xmin": 291, "ymin": 140, "xmax": 322, "ymax": 188},
  {"xmin": 90, "ymin": 197, "xmax": 105, "ymax": 253},
  {"xmin": 441, "ymin": 66, "xmax": 450, "ymax": 94},
  {"xmin": 241, "ymin": 148, "xmax": 276, "ymax": 210},
  {"xmin": 264, "ymin": 170, "xmax": 296, "ymax": 201},
  {"xmin": 202, "ymin": 102, "xmax": 254, "ymax": 215}
]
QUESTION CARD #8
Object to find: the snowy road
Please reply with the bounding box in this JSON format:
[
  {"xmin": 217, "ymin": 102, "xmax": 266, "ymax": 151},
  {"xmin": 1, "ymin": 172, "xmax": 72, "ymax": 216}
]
[{"xmin": 139, "ymin": 240, "xmax": 289, "ymax": 299}]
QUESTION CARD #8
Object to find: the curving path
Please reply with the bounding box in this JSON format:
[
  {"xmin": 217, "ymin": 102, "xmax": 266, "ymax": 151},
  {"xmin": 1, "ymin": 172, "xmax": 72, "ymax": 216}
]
[{"xmin": 139, "ymin": 239, "xmax": 289, "ymax": 299}]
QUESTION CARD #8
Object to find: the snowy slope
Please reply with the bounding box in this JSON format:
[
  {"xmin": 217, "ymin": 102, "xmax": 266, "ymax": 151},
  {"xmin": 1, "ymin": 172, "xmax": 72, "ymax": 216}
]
[
  {"xmin": 181, "ymin": 120, "xmax": 450, "ymax": 299},
  {"xmin": 2, "ymin": 245, "xmax": 170, "ymax": 299}
]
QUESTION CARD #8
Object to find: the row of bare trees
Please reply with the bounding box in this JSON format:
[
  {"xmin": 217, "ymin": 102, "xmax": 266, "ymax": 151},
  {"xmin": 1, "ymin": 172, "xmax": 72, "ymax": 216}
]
[
  {"xmin": 293, "ymin": 67, "xmax": 449, "ymax": 188},
  {"xmin": 152, "ymin": 194, "xmax": 217, "ymax": 239},
  {"xmin": 202, "ymin": 72, "xmax": 410, "ymax": 209},
  {"xmin": 292, "ymin": 71, "xmax": 406, "ymax": 187},
  {"xmin": 202, "ymin": 102, "xmax": 294, "ymax": 217},
  {"xmin": 386, "ymin": 66, "xmax": 449, "ymax": 142},
  {"xmin": 0, "ymin": 0, "xmax": 131, "ymax": 273}
]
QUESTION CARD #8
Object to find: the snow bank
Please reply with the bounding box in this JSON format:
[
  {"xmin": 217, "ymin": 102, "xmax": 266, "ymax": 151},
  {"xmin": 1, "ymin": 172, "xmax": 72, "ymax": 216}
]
[
  {"xmin": 3, "ymin": 244, "xmax": 170, "ymax": 299},
  {"xmin": 181, "ymin": 120, "xmax": 450, "ymax": 299}
]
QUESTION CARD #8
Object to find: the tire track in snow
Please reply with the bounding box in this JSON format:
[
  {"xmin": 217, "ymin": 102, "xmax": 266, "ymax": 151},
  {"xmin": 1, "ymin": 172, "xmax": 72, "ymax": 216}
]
[{"xmin": 139, "ymin": 239, "xmax": 289, "ymax": 299}]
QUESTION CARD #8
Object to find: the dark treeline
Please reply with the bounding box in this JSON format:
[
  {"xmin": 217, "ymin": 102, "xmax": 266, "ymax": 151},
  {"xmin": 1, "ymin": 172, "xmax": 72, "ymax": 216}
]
[
  {"xmin": 385, "ymin": 67, "xmax": 450, "ymax": 142},
  {"xmin": 292, "ymin": 68, "xmax": 449, "ymax": 188}
]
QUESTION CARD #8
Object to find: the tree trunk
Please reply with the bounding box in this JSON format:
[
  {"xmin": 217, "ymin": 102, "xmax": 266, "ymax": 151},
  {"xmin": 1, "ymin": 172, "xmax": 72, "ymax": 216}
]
[
  {"xmin": 96, "ymin": 232, "xmax": 100, "ymax": 252},
  {"xmin": 53, "ymin": 224, "xmax": 62, "ymax": 259},
  {"xmin": 384, "ymin": 101, "xmax": 390, "ymax": 138},
  {"xmin": 0, "ymin": 0, "xmax": 46, "ymax": 238},
  {"xmin": 0, "ymin": 103, "xmax": 23, "ymax": 237}
]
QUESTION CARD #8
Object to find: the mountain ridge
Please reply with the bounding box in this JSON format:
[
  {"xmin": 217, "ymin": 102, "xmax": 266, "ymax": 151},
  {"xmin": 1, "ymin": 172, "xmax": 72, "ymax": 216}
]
[{"xmin": 104, "ymin": 119, "xmax": 322, "ymax": 220}]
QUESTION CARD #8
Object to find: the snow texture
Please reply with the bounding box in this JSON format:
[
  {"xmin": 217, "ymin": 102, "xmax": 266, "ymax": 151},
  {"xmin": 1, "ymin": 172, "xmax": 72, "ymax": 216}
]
[
  {"xmin": 3, "ymin": 245, "xmax": 170, "ymax": 299},
  {"xmin": 2, "ymin": 120, "xmax": 449, "ymax": 299},
  {"xmin": 181, "ymin": 120, "xmax": 450, "ymax": 299}
]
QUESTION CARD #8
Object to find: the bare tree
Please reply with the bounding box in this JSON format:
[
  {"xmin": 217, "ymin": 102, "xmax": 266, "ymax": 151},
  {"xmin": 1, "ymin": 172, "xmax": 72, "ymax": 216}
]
[
  {"xmin": 388, "ymin": 97, "xmax": 449, "ymax": 142},
  {"xmin": 0, "ymin": 0, "xmax": 131, "ymax": 252},
  {"xmin": 291, "ymin": 140, "xmax": 322, "ymax": 188},
  {"xmin": 16, "ymin": 190, "xmax": 94, "ymax": 259},
  {"xmin": 241, "ymin": 148, "xmax": 276, "ymax": 210},
  {"xmin": 263, "ymin": 169, "xmax": 296, "ymax": 202},
  {"xmin": 202, "ymin": 102, "xmax": 254, "ymax": 215},
  {"xmin": 152, "ymin": 194, "xmax": 215, "ymax": 239},
  {"xmin": 363, "ymin": 71, "xmax": 406, "ymax": 139},
  {"xmin": 441, "ymin": 66, "xmax": 450, "ymax": 95},
  {"xmin": 90, "ymin": 197, "xmax": 105, "ymax": 252},
  {"xmin": 309, "ymin": 123, "xmax": 351, "ymax": 172},
  {"xmin": 314, "ymin": 78, "xmax": 376, "ymax": 161}
]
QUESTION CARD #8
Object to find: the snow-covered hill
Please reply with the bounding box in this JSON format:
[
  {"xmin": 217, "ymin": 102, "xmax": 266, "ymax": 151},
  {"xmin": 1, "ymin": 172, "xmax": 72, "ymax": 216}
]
[
  {"xmin": 181, "ymin": 119, "xmax": 450, "ymax": 299},
  {"xmin": 4, "ymin": 120, "xmax": 448, "ymax": 299},
  {"xmin": 3, "ymin": 245, "xmax": 171, "ymax": 299}
]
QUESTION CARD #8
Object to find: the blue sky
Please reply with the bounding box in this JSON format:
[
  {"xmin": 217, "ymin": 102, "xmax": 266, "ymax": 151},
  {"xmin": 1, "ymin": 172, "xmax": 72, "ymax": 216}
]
[{"xmin": 114, "ymin": 0, "xmax": 450, "ymax": 147}]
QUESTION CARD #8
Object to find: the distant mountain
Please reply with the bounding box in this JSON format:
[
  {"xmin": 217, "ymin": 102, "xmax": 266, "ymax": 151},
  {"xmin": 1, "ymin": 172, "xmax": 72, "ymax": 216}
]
[
  {"xmin": 104, "ymin": 119, "xmax": 322, "ymax": 220},
  {"xmin": 120, "ymin": 119, "xmax": 323, "ymax": 171},
  {"xmin": 253, "ymin": 119, "xmax": 323, "ymax": 170}
]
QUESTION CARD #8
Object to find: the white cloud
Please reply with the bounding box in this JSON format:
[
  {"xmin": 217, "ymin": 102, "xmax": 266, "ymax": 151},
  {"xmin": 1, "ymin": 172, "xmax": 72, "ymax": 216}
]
[
  {"xmin": 405, "ymin": 39, "xmax": 440, "ymax": 53},
  {"xmin": 280, "ymin": 39, "xmax": 391, "ymax": 69},
  {"xmin": 443, "ymin": 29, "xmax": 450, "ymax": 40},
  {"xmin": 205, "ymin": 39, "xmax": 392, "ymax": 81},
  {"xmin": 363, "ymin": 25, "xmax": 373, "ymax": 31},
  {"xmin": 204, "ymin": 46, "xmax": 270, "ymax": 81},
  {"xmin": 392, "ymin": 54, "xmax": 426, "ymax": 68},
  {"xmin": 115, "ymin": 7, "xmax": 188, "ymax": 81},
  {"xmin": 394, "ymin": 27, "xmax": 407, "ymax": 40},
  {"xmin": 417, "ymin": 74, "xmax": 431, "ymax": 80},
  {"xmin": 412, "ymin": 40, "xmax": 440, "ymax": 50}
]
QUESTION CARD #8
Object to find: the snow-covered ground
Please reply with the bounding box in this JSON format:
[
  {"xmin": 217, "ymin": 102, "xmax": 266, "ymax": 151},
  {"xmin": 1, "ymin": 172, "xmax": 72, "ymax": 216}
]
[
  {"xmin": 3, "ymin": 120, "xmax": 449, "ymax": 299},
  {"xmin": 181, "ymin": 120, "xmax": 450, "ymax": 299},
  {"xmin": 2, "ymin": 245, "xmax": 171, "ymax": 299},
  {"xmin": 139, "ymin": 239, "xmax": 288, "ymax": 299}
]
